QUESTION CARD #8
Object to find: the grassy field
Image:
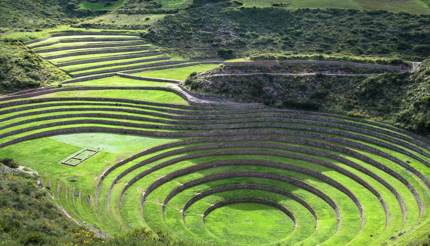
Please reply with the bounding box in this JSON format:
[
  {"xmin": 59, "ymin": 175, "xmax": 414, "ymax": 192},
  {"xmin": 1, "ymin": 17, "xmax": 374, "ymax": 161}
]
[
  {"xmin": 36, "ymin": 89, "xmax": 189, "ymax": 105},
  {"xmin": 68, "ymin": 76, "xmax": 173, "ymax": 87}
]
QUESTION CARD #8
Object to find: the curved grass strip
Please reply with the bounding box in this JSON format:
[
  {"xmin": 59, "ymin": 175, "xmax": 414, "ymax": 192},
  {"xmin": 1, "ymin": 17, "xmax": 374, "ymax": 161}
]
[
  {"xmin": 1, "ymin": 113, "xmax": 429, "ymax": 184},
  {"xmin": 66, "ymin": 57, "xmax": 171, "ymax": 73},
  {"xmin": 0, "ymin": 98, "xmax": 423, "ymax": 149},
  {"xmin": 71, "ymin": 61, "xmax": 190, "ymax": 78},
  {"xmin": 42, "ymin": 46, "xmax": 154, "ymax": 60},
  {"xmin": 0, "ymin": 86, "xmax": 191, "ymax": 103},
  {"xmin": 202, "ymin": 198, "xmax": 296, "ymax": 225},
  {"xmin": 56, "ymin": 51, "xmax": 165, "ymax": 67},
  {"xmin": 0, "ymin": 97, "xmax": 194, "ymax": 112},
  {"xmin": 31, "ymin": 37, "xmax": 142, "ymax": 49},
  {"xmin": 180, "ymin": 189, "xmax": 314, "ymax": 244},
  {"xmin": 109, "ymin": 132, "xmax": 423, "ymax": 218},
  {"xmin": 159, "ymin": 177, "xmax": 330, "ymax": 244},
  {"xmin": 35, "ymin": 41, "xmax": 148, "ymax": 54}
]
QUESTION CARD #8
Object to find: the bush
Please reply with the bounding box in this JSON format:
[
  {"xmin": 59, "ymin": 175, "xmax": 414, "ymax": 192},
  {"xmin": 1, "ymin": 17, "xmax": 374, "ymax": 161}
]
[
  {"xmin": 1, "ymin": 158, "xmax": 18, "ymax": 169},
  {"xmin": 217, "ymin": 48, "xmax": 234, "ymax": 59}
]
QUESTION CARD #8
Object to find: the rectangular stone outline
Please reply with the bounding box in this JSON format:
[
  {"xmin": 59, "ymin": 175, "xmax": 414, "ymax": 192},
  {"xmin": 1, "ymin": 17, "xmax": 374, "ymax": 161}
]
[{"xmin": 61, "ymin": 148, "xmax": 100, "ymax": 166}]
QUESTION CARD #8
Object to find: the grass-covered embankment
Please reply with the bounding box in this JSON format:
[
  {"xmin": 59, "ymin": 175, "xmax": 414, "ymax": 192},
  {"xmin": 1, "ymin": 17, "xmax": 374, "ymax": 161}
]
[{"xmin": 0, "ymin": 42, "xmax": 69, "ymax": 93}]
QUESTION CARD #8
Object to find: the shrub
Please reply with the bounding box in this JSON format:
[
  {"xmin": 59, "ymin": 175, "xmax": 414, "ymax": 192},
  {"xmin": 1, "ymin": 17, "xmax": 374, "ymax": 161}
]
[
  {"xmin": 1, "ymin": 158, "xmax": 18, "ymax": 169},
  {"xmin": 217, "ymin": 48, "xmax": 234, "ymax": 59}
]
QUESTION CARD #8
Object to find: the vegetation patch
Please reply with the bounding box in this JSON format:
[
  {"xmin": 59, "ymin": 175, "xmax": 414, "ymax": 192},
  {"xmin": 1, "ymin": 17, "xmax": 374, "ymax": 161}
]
[
  {"xmin": 0, "ymin": 162, "xmax": 100, "ymax": 245},
  {"xmin": 0, "ymin": 0, "xmax": 69, "ymax": 30},
  {"xmin": 78, "ymin": 0, "xmax": 123, "ymax": 11},
  {"xmin": 145, "ymin": 2, "xmax": 430, "ymax": 59},
  {"xmin": 236, "ymin": 0, "xmax": 430, "ymax": 15},
  {"xmin": 0, "ymin": 42, "xmax": 69, "ymax": 93},
  {"xmin": 358, "ymin": 59, "xmax": 430, "ymax": 133},
  {"xmin": 117, "ymin": 0, "xmax": 192, "ymax": 14}
]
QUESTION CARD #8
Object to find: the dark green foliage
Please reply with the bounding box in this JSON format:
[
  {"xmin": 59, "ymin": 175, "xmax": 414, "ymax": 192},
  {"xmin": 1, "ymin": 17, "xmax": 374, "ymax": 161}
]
[
  {"xmin": 354, "ymin": 73, "xmax": 410, "ymax": 114},
  {"xmin": 0, "ymin": 0, "xmax": 115, "ymax": 29},
  {"xmin": 217, "ymin": 48, "xmax": 235, "ymax": 59},
  {"xmin": 0, "ymin": 158, "xmax": 18, "ymax": 169},
  {"xmin": 393, "ymin": 61, "xmax": 430, "ymax": 133},
  {"xmin": 0, "ymin": 167, "xmax": 100, "ymax": 245},
  {"xmin": 117, "ymin": 0, "xmax": 185, "ymax": 14},
  {"xmin": 0, "ymin": 42, "xmax": 69, "ymax": 93},
  {"xmin": 145, "ymin": 4, "xmax": 430, "ymax": 59},
  {"xmin": 0, "ymin": 0, "xmax": 69, "ymax": 29},
  {"xmin": 351, "ymin": 60, "xmax": 430, "ymax": 133}
]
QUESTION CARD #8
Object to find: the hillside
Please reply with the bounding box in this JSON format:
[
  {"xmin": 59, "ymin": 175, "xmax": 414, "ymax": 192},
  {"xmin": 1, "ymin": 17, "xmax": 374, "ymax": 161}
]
[
  {"xmin": 0, "ymin": 41, "xmax": 69, "ymax": 93},
  {"xmin": 0, "ymin": 0, "xmax": 124, "ymax": 30},
  {"xmin": 2, "ymin": 0, "xmax": 429, "ymax": 31},
  {"xmin": 0, "ymin": 160, "xmax": 197, "ymax": 245},
  {"xmin": 107, "ymin": 0, "xmax": 430, "ymax": 14},
  {"xmin": 360, "ymin": 59, "xmax": 430, "ymax": 132},
  {"xmin": 0, "ymin": 0, "xmax": 69, "ymax": 30},
  {"xmin": 0, "ymin": 161, "xmax": 99, "ymax": 245},
  {"xmin": 145, "ymin": 1, "xmax": 430, "ymax": 59},
  {"xmin": 237, "ymin": 0, "xmax": 430, "ymax": 14}
]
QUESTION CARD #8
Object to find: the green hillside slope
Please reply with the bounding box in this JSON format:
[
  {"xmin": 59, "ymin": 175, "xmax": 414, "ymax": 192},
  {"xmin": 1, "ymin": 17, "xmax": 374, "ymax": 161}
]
[
  {"xmin": 0, "ymin": 42, "xmax": 69, "ymax": 93},
  {"xmin": 145, "ymin": 2, "xmax": 430, "ymax": 59},
  {"xmin": 360, "ymin": 59, "xmax": 430, "ymax": 132},
  {"xmin": 0, "ymin": 0, "xmax": 67, "ymax": 29},
  {"xmin": 118, "ymin": 0, "xmax": 430, "ymax": 14},
  {"xmin": 0, "ymin": 162, "xmax": 99, "ymax": 245},
  {"xmin": 237, "ymin": 0, "xmax": 430, "ymax": 15}
]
